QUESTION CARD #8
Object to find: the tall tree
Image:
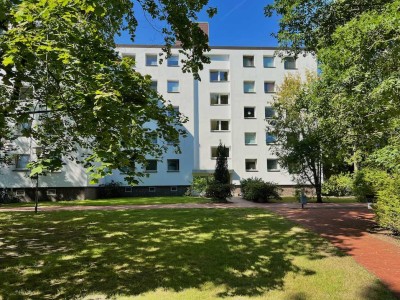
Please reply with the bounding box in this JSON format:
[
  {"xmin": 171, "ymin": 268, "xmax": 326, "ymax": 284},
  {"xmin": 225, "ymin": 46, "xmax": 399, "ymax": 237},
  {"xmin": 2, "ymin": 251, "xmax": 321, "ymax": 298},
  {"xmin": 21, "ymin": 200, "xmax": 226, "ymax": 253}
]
[
  {"xmin": 271, "ymin": 73, "xmax": 337, "ymax": 203},
  {"xmin": 214, "ymin": 142, "xmax": 229, "ymax": 184},
  {"xmin": 0, "ymin": 0, "xmax": 216, "ymax": 183}
]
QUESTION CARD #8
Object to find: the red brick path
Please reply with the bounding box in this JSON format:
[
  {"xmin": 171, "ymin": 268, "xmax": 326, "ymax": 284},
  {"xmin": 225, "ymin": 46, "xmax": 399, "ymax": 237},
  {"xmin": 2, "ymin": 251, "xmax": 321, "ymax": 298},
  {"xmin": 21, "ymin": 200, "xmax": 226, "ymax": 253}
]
[{"xmin": 266, "ymin": 204, "xmax": 400, "ymax": 299}]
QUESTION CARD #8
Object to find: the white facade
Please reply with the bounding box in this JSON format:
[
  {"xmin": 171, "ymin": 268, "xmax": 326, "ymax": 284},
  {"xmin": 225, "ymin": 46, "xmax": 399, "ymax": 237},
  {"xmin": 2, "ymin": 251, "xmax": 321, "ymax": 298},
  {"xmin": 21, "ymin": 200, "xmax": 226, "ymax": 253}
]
[{"xmin": 0, "ymin": 45, "xmax": 317, "ymax": 193}]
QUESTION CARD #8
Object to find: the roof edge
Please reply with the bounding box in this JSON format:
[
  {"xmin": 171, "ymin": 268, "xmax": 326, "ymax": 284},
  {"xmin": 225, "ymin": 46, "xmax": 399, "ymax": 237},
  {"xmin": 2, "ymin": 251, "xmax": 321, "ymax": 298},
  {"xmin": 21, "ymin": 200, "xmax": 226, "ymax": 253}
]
[{"xmin": 116, "ymin": 44, "xmax": 282, "ymax": 51}]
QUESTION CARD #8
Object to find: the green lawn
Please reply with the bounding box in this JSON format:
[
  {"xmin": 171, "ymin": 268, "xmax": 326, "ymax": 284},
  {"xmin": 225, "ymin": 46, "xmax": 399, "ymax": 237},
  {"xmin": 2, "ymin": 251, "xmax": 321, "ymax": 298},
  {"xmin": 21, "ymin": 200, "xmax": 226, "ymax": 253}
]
[
  {"xmin": 2, "ymin": 196, "xmax": 210, "ymax": 207},
  {"xmin": 0, "ymin": 209, "xmax": 394, "ymax": 299}
]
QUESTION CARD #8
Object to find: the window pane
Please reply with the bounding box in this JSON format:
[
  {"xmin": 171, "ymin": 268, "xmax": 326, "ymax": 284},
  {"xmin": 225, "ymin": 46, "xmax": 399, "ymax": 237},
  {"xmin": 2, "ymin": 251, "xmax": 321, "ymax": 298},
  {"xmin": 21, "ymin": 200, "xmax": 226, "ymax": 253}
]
[
  {"xmin": 265, "ymin": 107, "xmax": 275, "ymax": 118},
  {"xmin": 210, "ymin": 71, "xmax": 219, "ymax": 82},
  {"xmin": 220, "ymin": 121, "xmax": 229, "ymax": 131},
  {"xmin": 167, "ymin": 159, "xmax": 179, "ymax": 171},
  {"xmin": 145, "ymin": 160, "xmax": 157, "ymax": 171},
  {"xmin": 264, "ymin": 82, "xmax": 275, "ymax": 93},
  {"xmin": 151, "ymin": 81, "xmax": 157, "ymax": 91},
  {"xmin": 221, "ymin": 71, "xmax": 228, "ymax": 81},
  {"xmin": 267, "ymin": 159, "xmax": 279, "ymax": 171},
  {"xmin": 245, "ymin": 159, "xmax": 257, "ymax": 171},
  {"xmin": 210, "ymin": 94, "xmax": 219, "ymax": 105},
  {"xmin": 263, "ymin": 57, "xmax": 274, "ymax": 68},
  {"xmin": 167, "ymin": 81, "xmax": 179, "ymax": 93},
  {"xmin": 284, "ymin": 57, "xmax": 296, "ymax": 69},
  {"xmin": 211, "ymin": 120, "xmax": 219, "ymax": 131},
  {"xmin": 16, "ymin": 154, "xmax": 30, "ymax": 169},
  {"xmin": 211, "ymin": 147, "xmax": 218, "ymax": 158},
  {"xmin": 243, "ymin": 56, "xmax": 254, "ymax": 67},
  {"xmin": 245, "ymin": 133, "xmax": 256, "ymax": 144},
  {"xmin": 244, "ymin": 81, "xmax": 255, "ymax": 93},
  {"xmin": 220, "ymin": 95, "xmax": 229, "ymax": 105},
  {"xmin": 266, "ymin": 133, "xmax": 277, "ymax": 144},
  {"xmin": 244, "ymin": 107, "xmax": 255, "ymax": 118},
  {"xmin": 167, "ymin": 55, "xmax": 179, "ymax": 66},
  {"xmin": 146, "ymin": 55, "xmax": 158, "ymax": 66}
]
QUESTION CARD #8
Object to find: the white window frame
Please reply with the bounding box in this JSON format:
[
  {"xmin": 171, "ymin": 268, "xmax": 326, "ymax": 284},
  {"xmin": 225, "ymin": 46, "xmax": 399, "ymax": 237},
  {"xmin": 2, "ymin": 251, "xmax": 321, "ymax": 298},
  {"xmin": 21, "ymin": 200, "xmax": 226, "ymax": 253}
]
[
  {"xmin": 245, "ymin": 159, "xmax": 258, "ymax": 172},
  {"xmin": 245, "ymin": 132, "xmax": 257, "ymax": 145},
  {"xmin": 210, "ymin": 93, "xmax": 229, "ymax": 106},
  {"xmin": 243, "ymin": 81, "xmax": 256, "ymax": 93},
  {"xmin": 267, "ymin": 159, "xmax": 280, "ymax": 172},
  {"xmin": 265, "ymin": 106, "xmax": 276, "ymax": 119},
  {"xmin": 284, "ymin": 57, "xmax": 297, "ymax": 70},
  {"xmin": 125, "ymin": 187, "xmax": 132, "ymax": 193},
  {"xmin": 264, "ymin": 81, "xmax": 276, "ymax": 93},
  {"xmin": 210, "ymin": 120, "xmax": 230, "ymax": 131},
  {"xmin": 211, "ymin": 146, "xmax": 230, "ymax": 159},
  {"xmin": 146, "ymin": 54, "xmax": 158, "ymax": 66},
  {"xmin": 15, "ymin": 154, "xmax": 30, "ymax": 170},
  {"xmin": 167, "ymin": 80, "xmax": 180, "ymax": 93},
  {"xmin": 46, "ymin": 189, "xmax": 56, "ymax": 196},
  {"xmin": 149, "ymin": 187, "xmax": 156, "ymax": 193},
  {"xmin": 145, "ymin": 159, "xmax": 158, "ymax": 173},
  {"xmin": 167, "ymin": 55, "xmax": 179, "ymax": 67},
  {"xmin": 263, "ymin": 56, "xmax": 275, "ymax": 68},
  {"xmin": 210, "ymin": 70, "xmax": 229, "ymax": 82},
  {"xmin": 170, "ymin": 186, "xmax": 178, "ymax": 192},
  {"xmin": 15, "ymin": 189, "xmax": 25, "ymax": 196},
  {"xmin": 167, "ymin": 159, "xmax": 180, "ymax": 172},
  {"xmin": 243, "ymin": 55, "xmax": 255, "ymax": 67},
  {"xmin": 244, "ymin": 107, "xmax": 256, "ymax": 119}
]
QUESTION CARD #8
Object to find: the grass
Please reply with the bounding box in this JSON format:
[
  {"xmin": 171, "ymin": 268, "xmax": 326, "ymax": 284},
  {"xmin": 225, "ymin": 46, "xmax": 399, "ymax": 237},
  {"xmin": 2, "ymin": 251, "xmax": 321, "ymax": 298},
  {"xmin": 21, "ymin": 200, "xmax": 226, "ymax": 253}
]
[
  {"xmin": 0, "ymin": 208, "xmax": 395, "ymax": 299},
  {"xmin": 1, "ymin": 196, "xmax": 210, "ymax": 207}
]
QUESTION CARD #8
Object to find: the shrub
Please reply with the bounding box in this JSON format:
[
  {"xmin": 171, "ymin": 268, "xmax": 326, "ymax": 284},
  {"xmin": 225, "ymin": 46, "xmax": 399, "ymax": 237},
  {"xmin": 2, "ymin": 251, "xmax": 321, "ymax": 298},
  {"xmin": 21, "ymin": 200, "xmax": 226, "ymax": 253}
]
[
  {"xmin": 205, "ymin": 181, "xmax": 234, "ymax": 202},
  {"xmin": 98, "ymin": 180, "xmax": 122, "ymax": 199},
  {"xmin": 240, "ymin": 177, "xmax": 281, "ymax": 203},
  {"xmin": 186, "ymin": 176, "xmax": 208, "ymax": 196},
  {"xmin": 353, "ymin": 169, "xmax": 389, "ymax": 202},
  {"xmin": 375, "ymin": 174, "xmax": 400, "ymax": 234},
  {"xmin": 322, "ymin": 173, "xmax": 353, "ymax": 196}
]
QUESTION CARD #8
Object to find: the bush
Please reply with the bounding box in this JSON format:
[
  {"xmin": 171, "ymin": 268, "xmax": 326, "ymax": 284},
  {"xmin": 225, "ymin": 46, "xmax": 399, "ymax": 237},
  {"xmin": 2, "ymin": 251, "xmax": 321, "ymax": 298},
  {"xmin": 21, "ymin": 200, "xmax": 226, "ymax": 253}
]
[
  {"xmin": 98, "ymin": 180, "xmax": 122, "ymax": 199},
  {"xmin": 375, "ymin": 174, "xmax": 400, "ymax": 234},
  {"xmin": 186, "ymin": 176, "xmax": 208, "ymax": 196},
  {"xmin": 240, "ymin": 177, "xmax": 281, "ymax": 203},
  {"xmin": 353, "ymin": 169, "xmax": 389, "ymax": 202},
  {"xmin": 205, "ymin": 182, "xmax": 234, "ymax": 202},
  {"xmin": 322, "ymin": 173, "xmax": 353, "ymax": 196}
]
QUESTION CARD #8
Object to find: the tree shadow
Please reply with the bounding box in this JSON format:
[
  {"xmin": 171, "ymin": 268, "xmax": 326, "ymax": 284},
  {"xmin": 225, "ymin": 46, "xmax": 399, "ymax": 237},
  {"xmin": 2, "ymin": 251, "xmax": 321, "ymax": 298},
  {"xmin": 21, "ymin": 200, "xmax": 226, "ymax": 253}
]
[{"xmin": 0, "ymin": 209, "xmax": 389, "ymax": 299}]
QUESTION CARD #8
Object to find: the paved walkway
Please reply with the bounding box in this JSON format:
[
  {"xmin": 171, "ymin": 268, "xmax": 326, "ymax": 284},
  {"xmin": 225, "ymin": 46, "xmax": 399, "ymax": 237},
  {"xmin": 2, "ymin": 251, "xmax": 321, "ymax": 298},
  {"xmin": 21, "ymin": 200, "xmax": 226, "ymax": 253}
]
[{"xmin": 1, "ymin": 198, "xmax": 399, "ymax": 298}]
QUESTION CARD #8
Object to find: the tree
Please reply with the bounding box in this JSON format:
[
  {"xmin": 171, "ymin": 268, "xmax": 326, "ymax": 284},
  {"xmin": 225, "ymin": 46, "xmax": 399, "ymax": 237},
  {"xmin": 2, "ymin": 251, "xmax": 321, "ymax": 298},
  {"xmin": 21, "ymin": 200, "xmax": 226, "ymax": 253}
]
[
  {"xmin": 0, "ymin": 0, "xmax": 216, "ymax": 184},
  {"xmin": 270, "ymin": 73, "xmax": 336, "ymax": 203},
  {"xmin": 205, "ymin": 142, "xmax": 232, "ymax": 201},
  {"xmin": 214, "ymin": 142, "xmax": 230, "ymax": 184}
]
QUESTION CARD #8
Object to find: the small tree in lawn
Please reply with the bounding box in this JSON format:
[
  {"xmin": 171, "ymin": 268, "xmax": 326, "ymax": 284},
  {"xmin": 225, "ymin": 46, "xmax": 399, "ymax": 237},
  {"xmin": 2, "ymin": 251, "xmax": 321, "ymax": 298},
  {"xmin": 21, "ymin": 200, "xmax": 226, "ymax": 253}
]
[
  {"xmin": 214, "ymin": 143, "xmax": 230, "ymax": 184},
  {"xmin": 206, "ymin": 142, "xmax": 233, "ymax": 201}
]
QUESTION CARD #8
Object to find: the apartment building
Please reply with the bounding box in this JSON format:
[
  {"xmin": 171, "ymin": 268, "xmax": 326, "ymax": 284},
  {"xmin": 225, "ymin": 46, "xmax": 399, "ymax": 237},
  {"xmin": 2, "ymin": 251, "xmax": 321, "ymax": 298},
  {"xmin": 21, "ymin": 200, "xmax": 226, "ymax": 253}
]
[{"xmin": 0, "ymin": 42, "xmax": 317, "ymax": 200}]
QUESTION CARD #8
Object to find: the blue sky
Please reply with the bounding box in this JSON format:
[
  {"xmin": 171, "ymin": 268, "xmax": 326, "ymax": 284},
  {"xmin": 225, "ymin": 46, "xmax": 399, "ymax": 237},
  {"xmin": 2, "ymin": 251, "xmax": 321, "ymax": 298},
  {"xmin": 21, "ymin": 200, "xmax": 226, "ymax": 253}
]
[{"xmin": 115, "ymin": 1, "xmax": 279, "ymax": 47}]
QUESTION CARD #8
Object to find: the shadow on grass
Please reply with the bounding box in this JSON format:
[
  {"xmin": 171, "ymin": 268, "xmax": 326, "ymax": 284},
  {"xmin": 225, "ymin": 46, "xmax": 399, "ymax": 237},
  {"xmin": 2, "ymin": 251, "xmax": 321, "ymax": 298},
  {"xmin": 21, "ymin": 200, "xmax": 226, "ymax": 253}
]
[{"xmin": 0, "ymin": 209, "xmax": 393, "ymax": 299}]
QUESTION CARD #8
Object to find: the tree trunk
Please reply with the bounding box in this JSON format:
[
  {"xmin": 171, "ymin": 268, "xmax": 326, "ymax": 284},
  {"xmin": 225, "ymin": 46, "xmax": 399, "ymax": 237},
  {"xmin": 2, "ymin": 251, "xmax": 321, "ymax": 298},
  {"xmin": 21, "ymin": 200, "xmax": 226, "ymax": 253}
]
[{"xmin": 34, "ymin": 176, "xmax": 39, "ymax": 213}]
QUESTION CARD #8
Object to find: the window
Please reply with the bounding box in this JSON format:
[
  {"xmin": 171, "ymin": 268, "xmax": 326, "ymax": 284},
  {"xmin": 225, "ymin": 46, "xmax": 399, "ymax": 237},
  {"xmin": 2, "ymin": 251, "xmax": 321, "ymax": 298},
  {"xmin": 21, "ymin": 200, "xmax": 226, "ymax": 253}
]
[
  {"xmin": 167, "ymin": 159, "xmax": 180, "ymax": 172},
  {"xmin": 15, "ymin": 154, "xmax": 30, "ymax": 169},
  {"xmin": 147, "ymin": 132, "xmax": 157, "ymax": 144},
  {"xmin": 211, "ymin": 146, "xmax": 230, "ymax": 158},
  {"xmin": 267, "ymin": 159, "xmax": 280, "ymax": 171},
  {"xmin": 244, "ymin": 107, "xmax": 255, "ymax": 119},
  {"xmin": 284, "ymin": 57, "xmax": 297, "ymax": 69},
  {"xmin": 264, "ymin": 82, "xmax": 275, "ymax": 93},
  {"xmin": 208, "ymin": 55, "xmax": 229, "ymax": 61},
  {"xmin": 266, "ymin": 133, "xmax": 277, "ymax": 144},
  {"xmin": 210, "ymin": 70, "xmax": 228, "ymax": 82},
  {"xmin": 210, "ymin": 93, "xmax": 229, "ymax": 105},
  {"xmin": 46, "ymin": 189, "xmax": 56, "ymax": 196},
  {"xmin": 145, "ymin": 159, "xmax": 158, "ymax": 172},
  {"xmin": 245, "ymin": 159, "xmax": 257, "ymax": 171},
  {"xmin": 150, "ymin": 81, "xmax": 158, "ymax": 91},
  {"xmin": 125, "ymin": 187, "xmax": 132, "ymax": 193},
  {"xmin": 146, "ymin": 54, "xmax": 158, "ymax": 66},
  {"xmin": 170, "ymin": 186, "xmax": 178, "ymax": 192},
  {"xmin": 149, "ymin": 187, "xmax": 156, "ymax": 192},
  {"xmin": 263, "ymin": 56, "xmax": 275, "ymax": 68},
  {"xmin": 265, "ymin": 107, "xmax": 276, "ymax": 119},
  {"xmin": 167, "ymin": 80, "xmax": 179, "ymax": 93},
  {"xmin": 243, "ymin": 55, "xmax": 255, "ymax": 67},
  {"xmin": 15, "ymin": 189, "xmax": 25, "ymax": 196},
  {"xmin": 167, "ymin": 55, "xmax": 179, "ymax": 67},
  {"xmin": 211, "ymin": 120, "xmax": 230, "ymax": 131},
  {"xmin": 243, "ymin": 81, "xmax": 255, "ymax": 93},
  {"xmin": 245, "ymin": 133, "xmax": 257, "ymax": 145}
]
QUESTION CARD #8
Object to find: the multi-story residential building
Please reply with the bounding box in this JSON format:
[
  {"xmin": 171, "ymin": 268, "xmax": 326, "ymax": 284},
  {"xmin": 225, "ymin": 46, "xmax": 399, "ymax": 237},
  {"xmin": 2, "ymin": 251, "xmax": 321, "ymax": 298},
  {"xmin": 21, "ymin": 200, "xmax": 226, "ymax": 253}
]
[{"xmin": 0, "ymin": 26, "xmax": 317, "ymax": 200}]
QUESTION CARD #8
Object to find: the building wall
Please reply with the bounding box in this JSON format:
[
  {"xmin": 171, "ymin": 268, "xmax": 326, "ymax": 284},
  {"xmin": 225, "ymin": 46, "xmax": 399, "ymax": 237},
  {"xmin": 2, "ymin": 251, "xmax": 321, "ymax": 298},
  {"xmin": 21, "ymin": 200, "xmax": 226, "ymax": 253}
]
[{"xmin": 0, "ymin": 45, "xmax": 317, "ymax": 198}]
